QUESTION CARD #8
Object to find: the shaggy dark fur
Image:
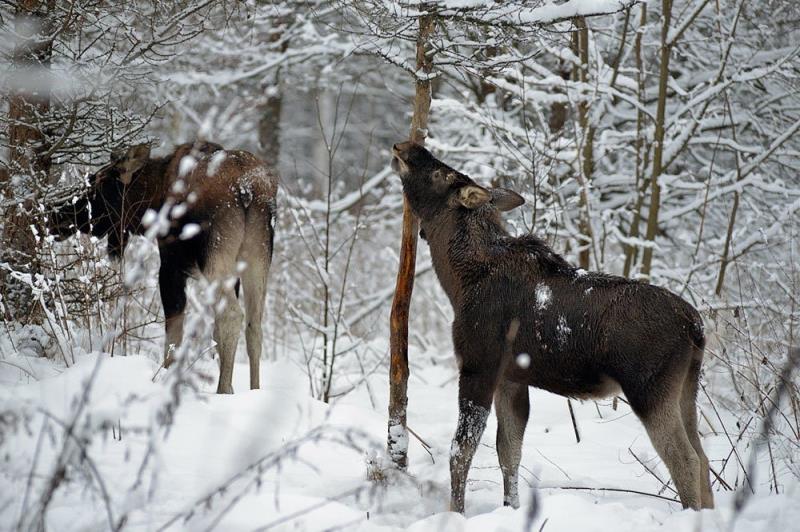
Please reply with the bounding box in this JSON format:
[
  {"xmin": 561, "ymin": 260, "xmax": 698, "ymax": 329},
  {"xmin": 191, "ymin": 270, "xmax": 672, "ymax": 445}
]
[
  {"xmin": 391, "ymin": 141, "xmax": 713, "ymax": 513},
  {"xmin": 48, "ymin": 141, "xmax": 278, "ymax": 394}
]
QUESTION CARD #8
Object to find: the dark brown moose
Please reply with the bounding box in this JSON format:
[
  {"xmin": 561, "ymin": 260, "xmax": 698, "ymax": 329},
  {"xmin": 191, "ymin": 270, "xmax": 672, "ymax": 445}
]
[
  {"xmin": 49, "ymin": 142, "xmax": 278, "ymax": 394},
  {"xmin": 391, "ymin": 141, "xmax": 714, "ymax": 513}
]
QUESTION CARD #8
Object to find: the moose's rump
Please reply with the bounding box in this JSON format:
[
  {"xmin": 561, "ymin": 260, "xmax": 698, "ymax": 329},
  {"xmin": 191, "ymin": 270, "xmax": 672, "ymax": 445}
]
[
  {"xmin": 158, "ymin": 149, "xmax": 278, "ymax": 276},
  {"xmin": 179, "ymin": 150, "xmax": 278, "ymax": 214}
]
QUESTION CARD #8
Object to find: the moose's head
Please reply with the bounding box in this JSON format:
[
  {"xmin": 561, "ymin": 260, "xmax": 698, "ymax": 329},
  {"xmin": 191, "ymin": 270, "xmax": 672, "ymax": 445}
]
[
  {"xmin": 391, "ymin": 141, "xmax": 524, "ymax": 222},
  {"xmin": 47, "ymin": 143, "xmax": 153, "ymax": 256}
]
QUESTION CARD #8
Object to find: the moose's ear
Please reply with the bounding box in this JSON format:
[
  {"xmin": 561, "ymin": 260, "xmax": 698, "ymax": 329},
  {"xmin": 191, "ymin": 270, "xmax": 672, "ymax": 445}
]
[
  {"xmin": 456, "ymin": 184, "xmax": 491, "ymax": 209},
  {"xmin": 491, "ymin": 188, "xmax": 525, "ymax": 212},
  {"xmin": 116, "ymin": 143, "xmax": 150, "ymax": 185}
]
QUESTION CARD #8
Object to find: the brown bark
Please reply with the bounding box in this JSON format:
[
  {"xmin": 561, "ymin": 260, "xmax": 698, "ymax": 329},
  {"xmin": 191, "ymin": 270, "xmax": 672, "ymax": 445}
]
[
  {"xmin": 388, "ymin": 13, "xmax": 434, "ymax": 471},
  {"xmin": 641, "ymin": 0, "xmax": 673, "ymax": 278},
  {"xmin": 257, "ymin": 12, "xmax": 289, "ymax": 169},
  {"xmin": 6, "ymin": 0, "xmax": 53, "ymax": 181},
  {"xmin": 548, "ymin": 62, "xmax": 571, "ymax": 133},
  {"xmin": 715, "ymin": 97, "xmax": 743, "ymax": 296},
  {"xmin": 573, "ymin": 17, "xmax": 594, "ymax": 269},
  {"xmin": 1, "ymin": 0, "xmax": 53, "ymax": 322},
  {"xmin": 258, "ymin": 93, "xmax": 283, "ymax": 169},
  {"xmin": 622, "ymin": 4, "xmax": 649, "ymax": 277}
]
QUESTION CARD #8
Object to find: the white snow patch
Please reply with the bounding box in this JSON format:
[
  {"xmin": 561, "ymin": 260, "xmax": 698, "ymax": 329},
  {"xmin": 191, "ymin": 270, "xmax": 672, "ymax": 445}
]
[
  {"xmin": 171, "ymin": 179, "xmax": 186, "ymax": 194},
  {"xmin": 557, "ymin": 315, "xmax": 572, "ymax": 346},
  {"xmin": 0, "ymin": 340, "xmax": 796, "ymax": 531},
  {"xmin": 179, "ymin": 155, "xmax": 197, "ymax": 177},
  {"xmin": 449, "ymin": 439, "xmax": 461, "ymax": 458},
  {"xmin": 171, "ymin": 203, "xmax": 187, "ymax": 219},
  {"xmin": 388, "ymin": 420, "xmax": 409, "ymax": 460},
  {"xmin": 179, "ymin": 223, "xmax": 201, "ymax": 240},
  {"xmin": 141, "ymin": 208, "xmax": 157, "ymax": 227},
  {"xmin": 536, "ymin": 283, "xmax": 552, "ymax": 310},
  {"xmin": 208, "ymin": 150, "xmax": 227, "ymax": 176}
]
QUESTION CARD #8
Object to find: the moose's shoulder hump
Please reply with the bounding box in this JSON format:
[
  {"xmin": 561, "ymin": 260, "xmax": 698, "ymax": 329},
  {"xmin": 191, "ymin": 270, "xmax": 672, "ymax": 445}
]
[{"xmin": 512, "ymin": 234, "xmax": 574, "ymax": 274}]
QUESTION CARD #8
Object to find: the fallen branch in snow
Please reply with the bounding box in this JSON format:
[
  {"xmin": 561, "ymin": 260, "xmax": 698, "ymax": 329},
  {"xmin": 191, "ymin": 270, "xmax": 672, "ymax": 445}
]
[
  {"xmin": 544, "ymin": 485, "xmax": 680, "ymax": 504},
  {"xmin": 407, "ymin": 424, "xmax": 435, "ymax": 464},
  {"xmin": 566, "ymin": 399, "xmax": 580, "ymax": 443},
  {"xmin": 627, "ymin": 448, "xmax": 679, "ymax": 497}
]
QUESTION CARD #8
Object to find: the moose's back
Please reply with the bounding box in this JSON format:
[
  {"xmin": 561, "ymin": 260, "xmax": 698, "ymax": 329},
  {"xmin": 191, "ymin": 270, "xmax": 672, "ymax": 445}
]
[{"xmin": 178, "ymin": 148, "xmax": 278, "ymax": 219}]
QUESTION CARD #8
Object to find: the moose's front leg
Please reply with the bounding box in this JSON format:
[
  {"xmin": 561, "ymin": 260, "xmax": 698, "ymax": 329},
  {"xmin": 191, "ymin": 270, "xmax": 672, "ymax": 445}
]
[{"xmin": 450, "ymin": 369, "xmax": 495, "ymax": 513}]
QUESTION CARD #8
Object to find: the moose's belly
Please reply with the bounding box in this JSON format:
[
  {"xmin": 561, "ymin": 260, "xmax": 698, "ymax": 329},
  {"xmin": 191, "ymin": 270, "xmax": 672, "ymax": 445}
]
[{"xmin": 503, "ymin": 349, "xmax": 621, "ymax": 400}]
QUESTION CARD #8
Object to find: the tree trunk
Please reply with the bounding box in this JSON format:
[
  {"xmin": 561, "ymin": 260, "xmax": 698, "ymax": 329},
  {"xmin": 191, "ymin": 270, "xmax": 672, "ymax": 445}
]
[
  {"xmin": 715, "ymin": 97, "xmax": 744, "ymax": 296},
  {"xmin": 573, "ymin": 17, "xmax": 594, "ymax": 270},
  {"xmin": 257, "ymin": 12, "xmax": 289, "ymax": 169},
  {"xmin": 640, "ymin": 0, "xmax": 673, "ymax": 278},
  {"xmin": 548, "ymin": 62, "xmax": 571, "ymax": 134},
  {"xmin": 388, "ymin": 13, "xmax": 434, "ymax": 471},
  {"xmin": 258, "ymin": 92, "xmax": 283, "ymax": 169},
  {"xmin": 1, "ymin": 0, "xmax": 53, "ymax": 322},
  {"xmin": 622, "ymin": 3, "xmax": 649, "ymax": 278}
]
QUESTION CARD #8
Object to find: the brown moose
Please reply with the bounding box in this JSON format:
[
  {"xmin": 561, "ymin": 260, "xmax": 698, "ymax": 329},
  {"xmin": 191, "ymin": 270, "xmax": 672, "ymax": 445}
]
[
  {"xmin": 391, "ymin": 141, "xmax": 714, "ymax": 513},
  {"xmin": 49, "ymin": 142, "xmax": 278, "ymax": 394}
]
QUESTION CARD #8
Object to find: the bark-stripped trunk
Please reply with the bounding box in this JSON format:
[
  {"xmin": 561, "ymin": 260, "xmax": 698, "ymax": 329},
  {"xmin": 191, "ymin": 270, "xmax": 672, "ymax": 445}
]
[
  {"xmin": 640, "ymin": 0, "xmax": 673, "ymax": 278},
  {"xmin": 388, "ymin": 13, "xmax": 434, "ymax": 470},
  {"xmin": 1, "ymin": 0, "xmax": 53, "ymax": 322}
]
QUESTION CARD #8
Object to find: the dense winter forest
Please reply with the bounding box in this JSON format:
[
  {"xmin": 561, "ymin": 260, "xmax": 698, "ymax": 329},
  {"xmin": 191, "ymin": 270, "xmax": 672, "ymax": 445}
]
[{"xmin": 1, "ymin": 0, "xmax": 798, "ymax": 530}]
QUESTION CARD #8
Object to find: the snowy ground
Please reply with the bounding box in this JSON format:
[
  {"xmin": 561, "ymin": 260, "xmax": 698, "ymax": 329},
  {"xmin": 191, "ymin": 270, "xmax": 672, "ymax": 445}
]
[{"xmin": 1, "ymin": 343, "xmax": 798, "ymax": 532}]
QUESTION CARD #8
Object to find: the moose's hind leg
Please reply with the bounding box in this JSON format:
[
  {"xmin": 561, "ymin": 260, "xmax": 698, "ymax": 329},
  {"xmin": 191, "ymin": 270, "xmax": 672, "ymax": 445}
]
[
  {"xmin": 204, "ymin": 237, "xmax": 245, "ymax": 395},
  {"xmin": 494, "ymin": 380, "xmax": 529, "ymax": 509},
  {"xmin": 681, "ymin": 354, "xmax": 714, "ymax": 508},
  {"xmin": 240, "ymin": 265, "xmax": 266, "ymax": 390},
  {"xmin": 238, "ymin": 209, "xmax": 272, "ymax": 390},
  {"xmin": 639, "ymin": 398, "xmax": 702, "ymax": 509},
  {"xmin": 212, "ymin": 284, "xmax": 243, "ymax": 394}
]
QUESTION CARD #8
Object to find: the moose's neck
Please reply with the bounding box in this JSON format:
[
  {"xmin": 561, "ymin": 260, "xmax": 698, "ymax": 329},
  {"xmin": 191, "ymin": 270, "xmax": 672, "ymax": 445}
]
[
  {"xmin": 142, "ymin": 156, "xmax": 174, "ymax": 207},
  {"xmin": 421, "ymin": 208, "xmax": 508, "ymax": 308},
  {"xmin": 117, "ymin": 156, "xmax": 174, "ymax": 235}
]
